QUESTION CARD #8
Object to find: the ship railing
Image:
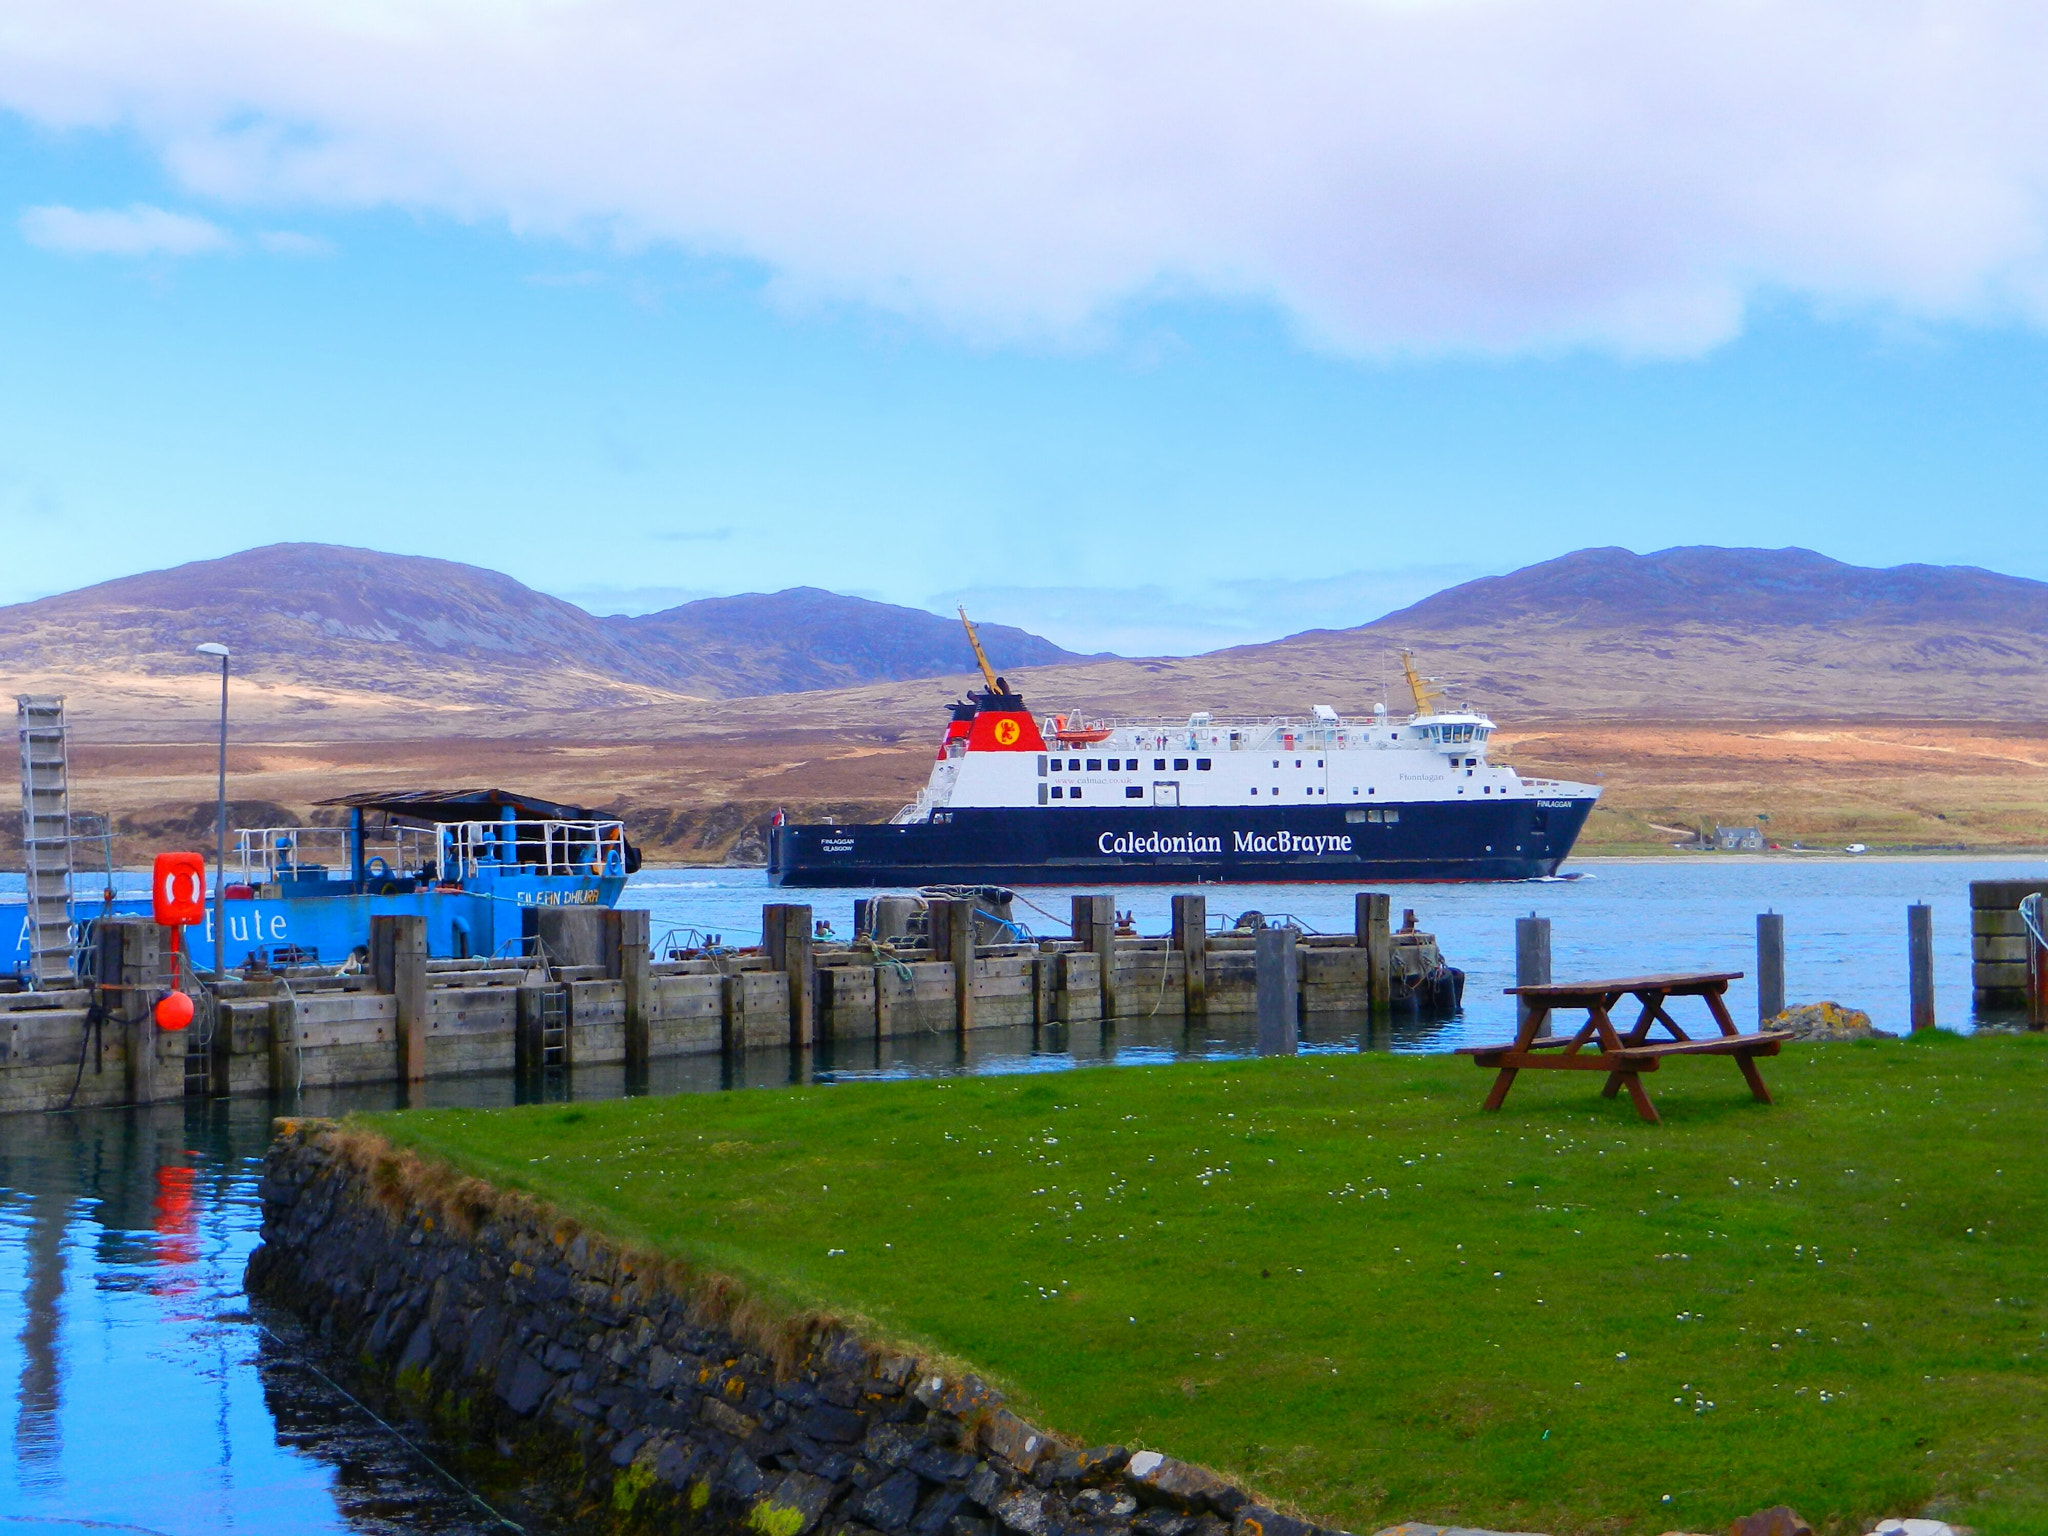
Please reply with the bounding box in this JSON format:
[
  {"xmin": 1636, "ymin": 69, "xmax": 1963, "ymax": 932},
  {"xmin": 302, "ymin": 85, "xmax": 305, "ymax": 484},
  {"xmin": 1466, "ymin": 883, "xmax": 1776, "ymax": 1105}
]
[
  {"xmin": 235, "ymin": 824, "xmax": 436, "ymax": 884},
  {"xmin": 1039, "ymin": 715, "xmax": 1438, "ymax": 751},
  {"xmin": 890, "ymin": 789, "xmax": 933, "ymax": 825},
  {"xmin": 443, "ymin": 818, "xmax": 629, "ymax": 879}
]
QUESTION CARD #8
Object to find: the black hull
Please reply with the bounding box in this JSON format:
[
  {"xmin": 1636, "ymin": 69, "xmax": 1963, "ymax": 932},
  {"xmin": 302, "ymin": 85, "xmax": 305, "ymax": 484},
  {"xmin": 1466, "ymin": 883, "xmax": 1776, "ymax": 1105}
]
[{"xmin": 768, "ymin": 798, "xmax": 1596, "ymax": 887}]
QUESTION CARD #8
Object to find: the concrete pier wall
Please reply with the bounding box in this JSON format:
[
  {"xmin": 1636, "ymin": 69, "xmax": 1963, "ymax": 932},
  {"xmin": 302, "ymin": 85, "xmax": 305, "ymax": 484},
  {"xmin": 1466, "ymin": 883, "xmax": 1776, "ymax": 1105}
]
[{"xmin": 0, "ymin": 899, "xmax": 1398, "ymax": 1114}]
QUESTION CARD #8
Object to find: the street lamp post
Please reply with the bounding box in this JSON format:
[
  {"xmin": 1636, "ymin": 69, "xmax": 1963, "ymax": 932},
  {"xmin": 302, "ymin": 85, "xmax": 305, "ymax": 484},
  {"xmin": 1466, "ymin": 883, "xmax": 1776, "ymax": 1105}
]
[{"xmin": 196, "ymin": 643, "xmax": 230, "ymax": 982}]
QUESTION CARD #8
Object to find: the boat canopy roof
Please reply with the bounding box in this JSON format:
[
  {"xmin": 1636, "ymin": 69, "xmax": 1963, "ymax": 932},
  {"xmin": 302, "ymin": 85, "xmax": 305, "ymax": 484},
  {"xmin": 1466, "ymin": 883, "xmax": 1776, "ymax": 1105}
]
[{"xmin": 316, "ymin": 788, "xmax": 613, "ymax": 825}]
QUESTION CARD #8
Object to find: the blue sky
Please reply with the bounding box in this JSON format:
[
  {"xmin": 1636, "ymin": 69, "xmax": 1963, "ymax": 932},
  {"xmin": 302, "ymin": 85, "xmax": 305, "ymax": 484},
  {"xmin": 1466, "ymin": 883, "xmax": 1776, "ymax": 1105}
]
[{"xmin": 6, "ymin": 3, "xmax": 2048, "ymax": 655}]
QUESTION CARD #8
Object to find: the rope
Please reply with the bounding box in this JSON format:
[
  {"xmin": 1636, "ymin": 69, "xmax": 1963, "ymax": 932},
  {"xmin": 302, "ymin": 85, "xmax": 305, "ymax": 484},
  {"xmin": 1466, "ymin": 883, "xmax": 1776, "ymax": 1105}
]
[
  {"xmin": 2021, "ymin": 894, "xmax": 2047, "ymax": 953},
  {"xmin": 248, "ymin": 1316, "xmax": 526, "ymax": 1533}
]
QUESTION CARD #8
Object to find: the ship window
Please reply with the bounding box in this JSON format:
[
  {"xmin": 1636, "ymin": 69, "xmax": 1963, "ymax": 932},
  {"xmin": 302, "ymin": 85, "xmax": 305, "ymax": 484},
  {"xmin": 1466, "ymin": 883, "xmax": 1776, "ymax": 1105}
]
[
  {"xmin": 1195, "ymin": 758, "xmax": 1211, "ymax": 770},
  {"xmin": 1155, "ymin": 757, "xmax": 1167, "ymax": 771},
  {"xmin": 1317, "ymin": 759, "xmax": 1324, "ymax": 768},
  {"xmin": 1125, "ymin": 786, "xmax": 1144, "ymax": 799},
  {"xmin": 1038, "ymin": 755, "xmax": 1048, "ymax": 776},
  {"xmin": 1483, "ymin": 785, "xmax": 1490, "ymax": 793},
  {"xmin": 1038, "ymin": 784, "xmax": 1048, "ymax": 804},
  {"xmin": 1068, "ymin": 758, "xmax": 1080, "ymax": 771},
  {"xmin": 1051, "ymin": 785, "xmax": 1063, "ymax": 799},
  {"xmin": 1071, "ymin": 787, "xmax": 1083, "ymax": 800},
  {"xmin": 1294, "ymin": 759, "xmax": 1302, "ymax": 768},
  {"xmin": 1174, "ymin": 758, "xmax": 1188, "ymax": 770},
  {"xmin": 1086, "ymin": 758, "xmax": 1101, "ymax": 772},
  {"xmin": 1272, "ymin": 787, "xmax": 1280, "ymax": 796},
  {"xmin": 1250, "ymin": 787, "xmax": 1258, "ymax": 795},
  {"xmin": 1386, "ymin": 808, "xmax": 1400, "ymax": 822}
]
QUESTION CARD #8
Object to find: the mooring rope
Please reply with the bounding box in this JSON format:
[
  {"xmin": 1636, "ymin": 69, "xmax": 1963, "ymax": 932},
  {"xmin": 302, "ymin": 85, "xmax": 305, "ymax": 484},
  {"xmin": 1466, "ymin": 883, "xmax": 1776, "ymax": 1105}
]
[{"xmin": 248, "ymin": 1315, "xmax": 527, "ymax": 1533}]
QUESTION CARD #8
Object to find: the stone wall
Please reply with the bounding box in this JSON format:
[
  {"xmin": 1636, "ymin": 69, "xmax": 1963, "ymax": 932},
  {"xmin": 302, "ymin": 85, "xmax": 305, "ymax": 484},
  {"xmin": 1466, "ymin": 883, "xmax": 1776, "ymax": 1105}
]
[{"xmin": 246, "ymin": 1120, "xmax": 1348, "ymax": 1536}]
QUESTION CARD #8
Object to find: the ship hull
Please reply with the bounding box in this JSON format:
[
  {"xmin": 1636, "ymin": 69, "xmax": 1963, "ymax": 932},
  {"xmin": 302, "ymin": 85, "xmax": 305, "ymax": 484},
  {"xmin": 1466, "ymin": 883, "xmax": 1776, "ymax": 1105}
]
[{"xmin": 768, "ymin": 797, "xmax": 1596, "ymax": 887}]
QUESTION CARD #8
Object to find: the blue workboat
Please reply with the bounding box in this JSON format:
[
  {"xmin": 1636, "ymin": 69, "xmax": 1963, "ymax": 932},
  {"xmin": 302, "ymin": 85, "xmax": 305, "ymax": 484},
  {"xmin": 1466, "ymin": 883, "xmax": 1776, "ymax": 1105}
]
[{"xmin": 4, "ymin": 789, "xmax": 637, "ymax": 981}]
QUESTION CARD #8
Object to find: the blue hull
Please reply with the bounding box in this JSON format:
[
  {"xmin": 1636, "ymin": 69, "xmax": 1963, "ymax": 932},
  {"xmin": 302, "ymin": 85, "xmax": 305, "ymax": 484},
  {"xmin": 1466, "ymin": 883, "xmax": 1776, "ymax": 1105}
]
[{"xmin": 6, "ymin": 876, "xmax": 625, "ymax": 980}]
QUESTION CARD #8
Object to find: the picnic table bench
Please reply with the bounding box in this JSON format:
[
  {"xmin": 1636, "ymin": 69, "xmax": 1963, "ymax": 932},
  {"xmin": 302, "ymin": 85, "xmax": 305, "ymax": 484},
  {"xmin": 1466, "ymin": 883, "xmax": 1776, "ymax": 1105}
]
[{"xmin": 1457, "ymin": 971, "xmax": 1791, "ymax": 1124}]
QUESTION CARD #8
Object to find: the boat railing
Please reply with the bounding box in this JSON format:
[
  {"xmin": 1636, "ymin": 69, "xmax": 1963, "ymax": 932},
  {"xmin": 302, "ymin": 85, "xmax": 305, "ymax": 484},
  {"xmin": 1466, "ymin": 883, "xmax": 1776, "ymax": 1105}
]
[
  {"xmin": 235, "ymin": 825, "xmax": 436, "ymax": 884},
  {"xmin": 443, "ymin": 819, "xmax": 628, "ymax": 879},
  {"xmin": 235, "ymin": 817, "xmax": 629, "ymax": 883},
  {"xmin": 1045, "ymin": 716, "xmax": 1384, "ymax": 752}
]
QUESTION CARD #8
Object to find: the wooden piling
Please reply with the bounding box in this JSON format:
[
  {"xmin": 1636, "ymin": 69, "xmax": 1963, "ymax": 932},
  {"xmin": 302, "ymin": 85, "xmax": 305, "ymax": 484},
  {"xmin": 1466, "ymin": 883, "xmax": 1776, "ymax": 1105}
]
[
  {"xmin": 1172, "ymin": 894, "xmax": 1208, "ymax": 1018},
  {"xmin": 1072, "ymin": 894, "xmax": 1116, "ymax": 1019},
  {"xmin": 762, "ymin": 903, "xmax": 815, "ymax": 1049},
  {"xmin": 943, "ymin": 899, "xmax": 978, "ymax": 1034},
  {"xmin": 1909, "ymin": 903, "xmax": 1935, "ymax": 1033},
  {"xmin": 102, "ymin": 918, "xmax": 167, "ymax": 1105},
  {"xmin": 1254, "ymin": 926, "xmax": 1299, "ymax": 1054},
  {"xmin": 1515, "ymin": 914, "xmax": 1551, "ymax": 1036},
  {"xmin": 267, "ymin": 992, "xmax": 299, "ymax": 1094},
  {"xmin": 371, "ymin": 914, "xmax": 428, "ymax": 1082},
  {"xmin": 515, "ymin": 984, "xmax": 546, "ymax": 1075},
  {"xmin": 611, "ymin": 907, "xmax": 652, "ymax": 1071},
  {"xmin": 1356, "ymin": 893, "xmax": 1392, "ymax": 1014},
  {"xmin": 1756, "ymin": 911, "xmax": 1785, "ymax": 1024}
]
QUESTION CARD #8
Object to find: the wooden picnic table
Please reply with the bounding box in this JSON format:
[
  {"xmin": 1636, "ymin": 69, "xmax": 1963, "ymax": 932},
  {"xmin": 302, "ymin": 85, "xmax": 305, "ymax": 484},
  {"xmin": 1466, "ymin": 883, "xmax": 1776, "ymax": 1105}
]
[{"xmin": 1458, "ymin": 971, "xmax": 1791, "ymax": 1124}]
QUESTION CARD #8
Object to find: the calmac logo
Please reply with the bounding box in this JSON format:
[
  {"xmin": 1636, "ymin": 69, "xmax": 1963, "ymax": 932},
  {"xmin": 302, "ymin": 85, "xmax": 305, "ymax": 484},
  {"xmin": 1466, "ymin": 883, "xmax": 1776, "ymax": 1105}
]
[{"xmin": 992, "ymin": 718, "xmax": 1020, "ymax": 746}]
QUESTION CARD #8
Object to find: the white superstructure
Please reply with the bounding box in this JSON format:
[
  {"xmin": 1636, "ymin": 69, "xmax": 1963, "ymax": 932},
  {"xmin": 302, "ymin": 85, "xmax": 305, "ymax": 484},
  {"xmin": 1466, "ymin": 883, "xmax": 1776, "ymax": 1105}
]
[{"xmin": 896, "ymin": 702, "xmax": 1594, "ymax": 822}]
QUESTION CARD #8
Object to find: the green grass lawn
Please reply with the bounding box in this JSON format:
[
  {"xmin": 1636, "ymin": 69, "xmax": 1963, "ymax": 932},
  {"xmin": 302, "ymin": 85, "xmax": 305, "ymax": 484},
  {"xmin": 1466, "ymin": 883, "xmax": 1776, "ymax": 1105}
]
[{"xmin": 371, "ymin": 1035, "xmax": 2048, "ymax": 1536}]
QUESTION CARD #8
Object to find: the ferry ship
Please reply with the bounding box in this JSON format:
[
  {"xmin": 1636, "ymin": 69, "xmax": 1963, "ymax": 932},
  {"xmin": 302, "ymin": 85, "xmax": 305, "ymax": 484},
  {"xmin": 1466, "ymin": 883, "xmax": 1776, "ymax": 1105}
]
[{"xmin": 767, "ymin": 624, "xmax": 1599, "ymax": 887}]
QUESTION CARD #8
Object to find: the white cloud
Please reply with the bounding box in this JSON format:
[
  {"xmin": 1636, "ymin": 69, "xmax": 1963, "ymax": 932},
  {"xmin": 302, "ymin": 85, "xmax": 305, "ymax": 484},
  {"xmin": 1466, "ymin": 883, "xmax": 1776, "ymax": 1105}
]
[
  {"xmin": 19, "ymin": 201, "xmax": 231, "ymax": 256},
  {"xmin": 7, "ymin": 2, "xmax": 2048, "ymax": 351},
  {"xmin": 256, "ymin": 228, "xmax": 332, "ymax": 256}
]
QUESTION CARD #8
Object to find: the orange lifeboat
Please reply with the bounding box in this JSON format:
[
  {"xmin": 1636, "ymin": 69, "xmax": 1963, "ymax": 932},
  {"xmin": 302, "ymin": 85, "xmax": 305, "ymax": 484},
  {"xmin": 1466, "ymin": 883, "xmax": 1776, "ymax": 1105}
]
[{"xmin": 1049, "ymin": 714, "xmax": 1113, "ymax": 746}]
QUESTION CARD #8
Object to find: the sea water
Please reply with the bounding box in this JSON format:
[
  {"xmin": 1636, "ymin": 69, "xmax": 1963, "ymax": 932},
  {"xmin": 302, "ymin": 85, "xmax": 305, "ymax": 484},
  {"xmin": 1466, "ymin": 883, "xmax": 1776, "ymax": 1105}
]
[{"xmin": 0, "ymin": 859, "xmax": 2034, "ymax": 1532}]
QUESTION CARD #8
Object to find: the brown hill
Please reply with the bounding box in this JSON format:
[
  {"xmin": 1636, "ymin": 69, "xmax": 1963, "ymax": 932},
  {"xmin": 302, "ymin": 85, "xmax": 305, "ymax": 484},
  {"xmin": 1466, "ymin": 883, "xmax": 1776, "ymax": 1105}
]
[
  {"xmin": 0, "ymin": 545, "xmax": 1088, "ymax": 736},
  {"xmin": 3, "ymin": 542, "xmax": 2043, "ymax": 742},
  {"xmin": 612, "ymin": 587, "xmax": 1085, "ymax": 696}
]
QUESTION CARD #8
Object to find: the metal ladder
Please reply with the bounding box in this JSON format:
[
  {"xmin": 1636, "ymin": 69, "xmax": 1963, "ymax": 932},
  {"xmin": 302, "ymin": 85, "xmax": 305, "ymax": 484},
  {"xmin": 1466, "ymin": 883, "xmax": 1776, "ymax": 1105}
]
[
  {"xmin": 16, "ymin": 696, "xmax": 75, "ymax": 989},
  {"xmin": 538, "ymin": 989, "xmax": 568, "ymax": 1068}
]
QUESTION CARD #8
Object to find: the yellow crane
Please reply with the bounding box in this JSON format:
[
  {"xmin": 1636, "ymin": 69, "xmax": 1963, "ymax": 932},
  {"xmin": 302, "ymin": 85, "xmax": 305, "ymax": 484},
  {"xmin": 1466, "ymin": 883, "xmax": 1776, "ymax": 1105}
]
[
  {"xmin": 1399, "ymin": 649, "xmax": 1444, "ymax": 716},
  {"xmin": 958, "ymin": 607, "xmax": 1002, "ymax": 693}
]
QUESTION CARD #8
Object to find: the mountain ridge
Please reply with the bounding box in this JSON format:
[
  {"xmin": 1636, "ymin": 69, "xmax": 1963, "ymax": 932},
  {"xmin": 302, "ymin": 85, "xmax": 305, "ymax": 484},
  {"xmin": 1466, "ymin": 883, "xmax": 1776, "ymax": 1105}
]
[{"xmin": 2, "ymin": 540, "xmax": 2043, "ymax": 736}]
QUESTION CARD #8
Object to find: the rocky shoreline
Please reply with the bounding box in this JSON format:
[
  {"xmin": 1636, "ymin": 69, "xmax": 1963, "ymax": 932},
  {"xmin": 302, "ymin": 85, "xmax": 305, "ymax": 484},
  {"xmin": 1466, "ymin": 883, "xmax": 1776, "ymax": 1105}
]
[{"xmin": 245, "ymin": 1118, "xmax": 1348, "ymax": 1536}]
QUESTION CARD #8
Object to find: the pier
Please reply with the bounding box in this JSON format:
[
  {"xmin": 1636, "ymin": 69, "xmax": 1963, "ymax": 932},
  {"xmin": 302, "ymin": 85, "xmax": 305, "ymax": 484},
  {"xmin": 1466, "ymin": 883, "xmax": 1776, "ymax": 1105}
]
[{"xmin": 0, "ymin": 893, "xmax": 1400, "ymax": 1114}]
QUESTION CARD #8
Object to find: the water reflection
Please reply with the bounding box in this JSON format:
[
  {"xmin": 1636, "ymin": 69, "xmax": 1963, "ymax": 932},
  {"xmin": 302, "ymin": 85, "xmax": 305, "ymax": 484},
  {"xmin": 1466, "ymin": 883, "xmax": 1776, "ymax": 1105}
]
[{"xmin": 0, "ymin": 1100, "xmax": 511, "ymax": 1535}]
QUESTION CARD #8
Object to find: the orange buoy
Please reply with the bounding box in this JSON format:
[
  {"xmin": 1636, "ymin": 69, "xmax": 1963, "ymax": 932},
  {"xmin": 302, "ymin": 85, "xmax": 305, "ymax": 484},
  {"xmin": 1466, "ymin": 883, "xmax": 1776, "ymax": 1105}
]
[{"xmin": 154, "ymin": 991, "xmax": 195, "ymax": 1032}]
